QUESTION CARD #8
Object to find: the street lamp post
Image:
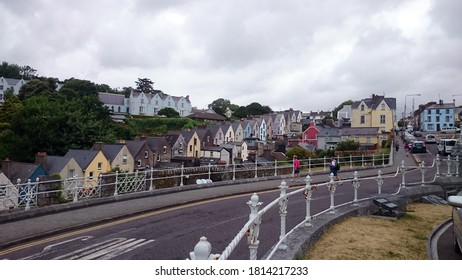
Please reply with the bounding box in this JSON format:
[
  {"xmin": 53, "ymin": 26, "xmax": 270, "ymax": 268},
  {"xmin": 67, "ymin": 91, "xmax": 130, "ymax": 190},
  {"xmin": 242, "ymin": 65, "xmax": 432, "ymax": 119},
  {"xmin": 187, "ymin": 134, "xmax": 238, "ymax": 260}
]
[{"xmin": 404, "ymin": 94, "xmax": 421, "ymax": 128}]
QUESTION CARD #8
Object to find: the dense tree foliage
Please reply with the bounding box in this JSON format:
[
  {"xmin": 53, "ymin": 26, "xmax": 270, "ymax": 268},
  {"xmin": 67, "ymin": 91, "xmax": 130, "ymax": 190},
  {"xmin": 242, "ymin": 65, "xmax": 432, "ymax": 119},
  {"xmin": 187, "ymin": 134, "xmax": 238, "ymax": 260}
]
[
  {"xmin": 0, "ymin": 61, "xmax": 22, "ymax": 79},
  {"xmin": 285, "ymin": 146, "xmax": 309, "ymax": 160},
  {"xmin": 232, "ymin": 102, "xmax": 273, "ymax": 119},
  {"xmin": 336, "ymin": 139, "xmax": 360, "ymax": 151},
  {"xmin": 208, "ymin": 98, "xmax": 231, "ymax": 117},
  {"xmin": 158, "ymin": 107, "xmax": 180, "ymax": 118},
  {"xmin": 135, "ymin": 78, "xmax": 154, "ymax": 93}
]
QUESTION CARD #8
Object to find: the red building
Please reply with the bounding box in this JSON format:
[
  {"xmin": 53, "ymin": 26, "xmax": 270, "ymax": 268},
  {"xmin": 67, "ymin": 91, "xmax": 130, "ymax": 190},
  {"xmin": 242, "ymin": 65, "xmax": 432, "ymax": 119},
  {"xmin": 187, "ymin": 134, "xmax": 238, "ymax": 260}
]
[{"xmin": 302, "ymin": 121, "xmax": 320, "ymax": 148}]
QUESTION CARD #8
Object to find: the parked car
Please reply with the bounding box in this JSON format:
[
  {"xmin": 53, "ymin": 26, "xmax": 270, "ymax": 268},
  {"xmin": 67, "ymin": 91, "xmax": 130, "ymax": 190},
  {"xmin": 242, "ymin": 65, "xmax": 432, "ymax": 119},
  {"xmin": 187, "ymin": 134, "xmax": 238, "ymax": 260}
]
[
  {"xmin": 425, "ymin": 134, "xmax": 437, "ymax": 144},
  {"xmin": 448, "ymin": 193, "xmax": 462, "ymax": 254},
  {"xmin": 411, "ymin": 141, "xmax": 426, "ymax": 153},
  {"xmin": 413, "ymin": 131, "xmax": 422, "ymax": 137}
]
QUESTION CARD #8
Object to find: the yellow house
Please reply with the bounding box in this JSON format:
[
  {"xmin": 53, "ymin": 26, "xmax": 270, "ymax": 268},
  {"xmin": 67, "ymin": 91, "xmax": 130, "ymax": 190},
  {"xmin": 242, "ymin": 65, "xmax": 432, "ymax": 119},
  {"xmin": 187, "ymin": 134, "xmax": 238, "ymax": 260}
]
[
  {"xmin": 181, "ymin": 130, "xmax": 201, "ymax": 158},
  {"xmin": 65, "ymin": 149, "xmax": 111, "ymax": 181},
  {"xmin": 341, "ymin": 127, "xmax": 382, "ymax": 149},
  {"xmin": 351, "ymin": 94, "xmax": 396, "ymax": 139}
]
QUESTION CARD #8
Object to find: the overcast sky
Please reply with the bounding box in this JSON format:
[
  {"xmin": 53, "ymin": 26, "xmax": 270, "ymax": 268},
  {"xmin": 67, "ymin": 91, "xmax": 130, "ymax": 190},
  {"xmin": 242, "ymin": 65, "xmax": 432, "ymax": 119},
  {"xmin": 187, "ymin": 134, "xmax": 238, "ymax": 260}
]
[{"xmin": 1, "ymin": 0, "xmax": 461, "ymax": 115}]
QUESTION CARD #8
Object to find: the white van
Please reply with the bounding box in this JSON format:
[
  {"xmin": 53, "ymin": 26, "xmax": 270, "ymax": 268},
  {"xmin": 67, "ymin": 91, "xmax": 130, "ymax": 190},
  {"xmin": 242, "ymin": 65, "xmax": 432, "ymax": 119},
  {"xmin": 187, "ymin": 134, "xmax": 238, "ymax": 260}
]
[
  {"xmin": 441, "ymin": 127, "xmax": 458, "ymax": 134},
  {"xmin": 438, "ymin": 139, "xmax": 458, "ymax": 155},
  {"xmin": 425, "ymin": 134, "xmax": 437, "ymax": 144}
]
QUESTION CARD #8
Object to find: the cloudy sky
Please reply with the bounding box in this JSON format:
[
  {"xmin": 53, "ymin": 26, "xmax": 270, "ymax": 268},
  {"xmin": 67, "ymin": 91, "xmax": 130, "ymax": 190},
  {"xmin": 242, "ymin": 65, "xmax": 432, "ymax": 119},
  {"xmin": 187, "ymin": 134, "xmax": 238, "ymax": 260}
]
[{"xmin": 1, "ymin": 0, "xmax": 461, "ymax": 115}]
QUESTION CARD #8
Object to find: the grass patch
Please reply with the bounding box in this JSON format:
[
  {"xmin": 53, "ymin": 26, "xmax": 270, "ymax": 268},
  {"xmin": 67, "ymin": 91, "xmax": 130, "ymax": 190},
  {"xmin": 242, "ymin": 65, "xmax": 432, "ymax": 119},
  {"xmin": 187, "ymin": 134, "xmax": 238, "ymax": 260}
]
[{"xmin": 304, "ymin": 203, "xmax": 451, "ymax": 260}]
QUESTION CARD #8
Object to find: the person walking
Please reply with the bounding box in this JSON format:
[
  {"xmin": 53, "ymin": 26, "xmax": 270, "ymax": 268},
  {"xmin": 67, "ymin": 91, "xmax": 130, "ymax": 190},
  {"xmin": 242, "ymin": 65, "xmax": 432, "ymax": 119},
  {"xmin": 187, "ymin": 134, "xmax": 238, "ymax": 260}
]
[
  {"xmin": 330, "ymin": 157, "xmax": 341, "ymax": 181},
  {"xmin": 292, "ymin": 155, "xmax": 301, "ymax": 182},
  {"xmin": 404, "ymin": 143, "xmax": 410, "ymax": 156},
  {"xmin": 395, "ymin": 141, "xmax": 400, "ymax": 152}
]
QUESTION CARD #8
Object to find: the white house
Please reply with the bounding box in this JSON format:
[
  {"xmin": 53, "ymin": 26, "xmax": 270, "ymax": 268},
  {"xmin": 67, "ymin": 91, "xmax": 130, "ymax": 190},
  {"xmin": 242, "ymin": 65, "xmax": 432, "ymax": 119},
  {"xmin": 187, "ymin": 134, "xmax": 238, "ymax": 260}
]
[{"xmin": 128, "ymin": 89, "xmax": 192, "ymax": 117}]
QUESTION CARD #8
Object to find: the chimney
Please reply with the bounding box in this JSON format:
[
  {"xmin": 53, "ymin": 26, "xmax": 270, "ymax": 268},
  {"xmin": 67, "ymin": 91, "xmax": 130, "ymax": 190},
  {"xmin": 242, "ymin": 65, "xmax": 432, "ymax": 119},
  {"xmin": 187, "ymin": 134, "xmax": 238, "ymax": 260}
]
[
  {"xmin": 116, "ymin": 139, "xmax": 126, "ymax": 144},
  {"xmin": 93, "ymin": 142, "xmax": 104, "ymax": 151},
  {"xmin": 35, "ymin": 152, "xmax": 48, "ymax": 171},
  {"xmin": 2, "ymin": 158, "xmax": 12, "ymax": 179}
]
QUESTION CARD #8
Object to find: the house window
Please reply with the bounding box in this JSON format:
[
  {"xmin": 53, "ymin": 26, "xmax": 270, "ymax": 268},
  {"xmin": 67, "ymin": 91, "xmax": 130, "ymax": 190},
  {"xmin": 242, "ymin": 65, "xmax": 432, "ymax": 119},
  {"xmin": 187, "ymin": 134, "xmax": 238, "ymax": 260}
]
[
  {"xmin": 446, "ymin": 109, "xmax": 450, "ymax": 114},
  {"xmin": 445, "ymin": 116, "xmax": 450, "ymax": 122},
  {"xmin": 380, "ymin": 115, "xmax": 386, "ymax": 124},
  {"xmin": 381, "ymin": 103, "xmax": 385, "ymax": 110},
  {"xmin": 0, "ymin": 185, "xmax": 6, "ymax": 197},
  {"xmin": 68, "ymin": 169, "xmax": 75, "ymax": 178},
  {"xmin": 366, "ymin": 137, "xmax": 371, "ymax": 144},
  {"xmin": 144, "ymin": 151, "xmax": 149, "ymax": 158},
  {"xmin": 141, "ymin": 99, "xmax": 144, "ymax": 104},
  {"xmin": 157, "ymin": 154, "xmax": 160, "ymax": 161},
  {"xmin": 189, "ymin": 145, "xmax": 192, "ymax": 152},
  {"xmin": 122, "ymin": 155, "xmax": 127, "ymax": 164},
  {"xmin": 361, "ymin": 104, "xmax": 365, "ymax": 111},
  {"xmin": 137, "ymin": 160, "xmax": 141, "ymax": 167},
  {"xmin": 360, "ymin": 116, "xmax": 365, "ymax": 124},
  {"xmin": 89, "ymin": 172, "xmax": 94, "ymax": 179},
  {"xmin": 436, "ymin": 116, "xmax": 440, "ymax": 122},
  {"xmin": 427, "ymin": 116, "xmax": 431, "ymax": 122},
  {"xmin": 163, "ymin": 146, "xmax": 167, "ymax": 153},
  {"xmin": 97, "ymin": 162, "xmax": 102, "ymax": 170}
]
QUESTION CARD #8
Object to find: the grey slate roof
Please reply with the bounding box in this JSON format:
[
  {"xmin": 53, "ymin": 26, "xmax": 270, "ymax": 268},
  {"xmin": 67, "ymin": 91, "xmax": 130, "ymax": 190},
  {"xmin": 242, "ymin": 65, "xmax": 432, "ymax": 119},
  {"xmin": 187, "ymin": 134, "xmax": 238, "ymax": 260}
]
[
  {"xmin": 98, "ymin": 92, "xmax": 126, "ymax": 105},
  {"xmin": 341, "ymin": 127, "xmax": 380, "ymax": 136},
  {"xmin": 46, "ymin": 156, "xmax": 74, "ymax": 174},
  {"xmin": 65, "ymin": 149, "xmax": 99, "ymax": 169},
  {"xmin": 352, "ymin": 94, "xmax": 396, "ymax": 110}
]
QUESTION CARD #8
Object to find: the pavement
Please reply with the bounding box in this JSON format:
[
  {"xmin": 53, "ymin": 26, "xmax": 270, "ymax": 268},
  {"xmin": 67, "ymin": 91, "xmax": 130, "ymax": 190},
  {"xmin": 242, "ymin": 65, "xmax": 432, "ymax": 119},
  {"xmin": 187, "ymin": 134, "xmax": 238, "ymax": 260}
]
[{"xmin": 0, "ymin": 141, "xmax": 452, "ymax": 259}]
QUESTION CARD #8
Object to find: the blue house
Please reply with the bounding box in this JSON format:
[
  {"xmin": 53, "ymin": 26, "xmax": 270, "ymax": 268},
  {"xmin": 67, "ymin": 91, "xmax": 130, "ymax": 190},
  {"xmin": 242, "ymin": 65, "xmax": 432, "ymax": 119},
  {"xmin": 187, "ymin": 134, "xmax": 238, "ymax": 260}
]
[{"xmin": 420, "ymin": 102, "xmax": 455, "ymax": 132}]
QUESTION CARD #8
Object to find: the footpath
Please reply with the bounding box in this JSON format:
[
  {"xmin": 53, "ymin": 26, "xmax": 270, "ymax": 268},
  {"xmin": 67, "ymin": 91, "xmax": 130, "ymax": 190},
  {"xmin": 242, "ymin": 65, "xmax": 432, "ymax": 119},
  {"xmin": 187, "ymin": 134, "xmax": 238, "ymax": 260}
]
[{"xmin": 0, "ymin": 145, "xmax": 420, "ymax": 258}]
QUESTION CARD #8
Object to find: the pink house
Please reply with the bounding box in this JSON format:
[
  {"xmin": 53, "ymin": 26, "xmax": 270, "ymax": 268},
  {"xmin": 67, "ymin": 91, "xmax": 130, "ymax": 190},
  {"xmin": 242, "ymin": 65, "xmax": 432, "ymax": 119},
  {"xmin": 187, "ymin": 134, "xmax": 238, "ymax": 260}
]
[{"xmin": 302, "ymin": 121, "xmax": 320, "ymax": 148}]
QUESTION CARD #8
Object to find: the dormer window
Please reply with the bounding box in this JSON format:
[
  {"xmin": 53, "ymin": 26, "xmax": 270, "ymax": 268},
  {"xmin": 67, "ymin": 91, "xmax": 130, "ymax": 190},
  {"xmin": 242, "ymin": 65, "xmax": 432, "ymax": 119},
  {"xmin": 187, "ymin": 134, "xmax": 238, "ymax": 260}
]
[{"xmin": 361, "ymin": 104, "xmax": 365, "ymax": 111}]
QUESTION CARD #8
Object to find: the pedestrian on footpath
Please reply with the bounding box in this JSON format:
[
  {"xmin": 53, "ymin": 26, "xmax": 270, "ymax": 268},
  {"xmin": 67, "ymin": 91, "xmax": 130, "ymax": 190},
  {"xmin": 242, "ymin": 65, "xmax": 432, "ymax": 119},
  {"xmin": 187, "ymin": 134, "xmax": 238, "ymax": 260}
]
[
  {"xmin": 404, "ymin": 143, "xmax": 410, "ymax": 156},
  {"xmin": 330, "ymin": 157, "xmax": 341, "ymax": 181},
  {"xmin": 292, "ymin": 155, "xmax": 301, "ymax": 182}
]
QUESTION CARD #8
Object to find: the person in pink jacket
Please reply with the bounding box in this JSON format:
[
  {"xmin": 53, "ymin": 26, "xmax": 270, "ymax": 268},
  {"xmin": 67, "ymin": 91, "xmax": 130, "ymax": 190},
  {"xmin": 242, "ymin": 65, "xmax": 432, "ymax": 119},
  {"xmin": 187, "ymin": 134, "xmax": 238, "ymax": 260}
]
[{"xmin": 292, "ymin": 155, "xmax": 301, "ymax": 182}]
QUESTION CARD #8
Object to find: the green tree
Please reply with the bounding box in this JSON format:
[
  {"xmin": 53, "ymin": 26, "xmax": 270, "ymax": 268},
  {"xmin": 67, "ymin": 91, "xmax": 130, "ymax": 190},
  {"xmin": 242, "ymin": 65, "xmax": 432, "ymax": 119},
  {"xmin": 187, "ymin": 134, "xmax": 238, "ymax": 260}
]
[
  {"xmin": 0, "ymin": 61, "xmax": 21, "ymax": 79},
  {"xmin": 285, "ymin": 146, "xmax": 309, "ymax": 159},
  {"xmin": 18, "ymin": 79, "xmax": 56, "ymax": 100},
  {"xmin": 0, "ymin": 95, "xmax": 23, "ymax": 126},
  {"xmin": 19, "ymin": 65, "xmax": 37, "ymax": 79},
  {"xmin": 60, "ymin": 78, "xmax": 99, "ymax": 97},
  {"xmin": 158, "ymin": 107, "xmax": 180, "ymax": 118},
  {"xmin": 135, "ymin": 78, "xmax": 154, "ymax": 93},
  {"xmin": 336, "ymin": 139, "xmax": 360, "ymax": 151},
  {"xmin": 208, "ymin": 98, "xmax": 231, "ymax": 117}
]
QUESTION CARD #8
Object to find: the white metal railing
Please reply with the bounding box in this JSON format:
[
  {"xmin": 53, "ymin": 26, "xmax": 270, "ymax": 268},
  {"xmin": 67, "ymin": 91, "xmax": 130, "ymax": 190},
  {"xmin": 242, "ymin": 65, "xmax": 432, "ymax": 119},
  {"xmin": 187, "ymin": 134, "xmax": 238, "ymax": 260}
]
[
  {"xmin": 187, "ymin": 157, "xmax": 444, "ymax": 260},
  {"xmin": 0, "ymin": 152, "xmax": 394, "ymax": 212}
]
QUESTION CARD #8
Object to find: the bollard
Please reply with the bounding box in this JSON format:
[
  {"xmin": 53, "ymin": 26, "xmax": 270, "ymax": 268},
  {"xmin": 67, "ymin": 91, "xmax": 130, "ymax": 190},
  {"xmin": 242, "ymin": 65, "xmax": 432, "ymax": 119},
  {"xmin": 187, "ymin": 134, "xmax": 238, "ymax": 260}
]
[
  {"xmin": 114, "ymin": 171, "xmax": 119, "ymax": 196},
  {"xmin": 400, "ymin": 160, "xmax": 406, "ymax": 188},
  {"xmin": 420, "ymin": 161, "xmax": 427, "ymax": 186}
]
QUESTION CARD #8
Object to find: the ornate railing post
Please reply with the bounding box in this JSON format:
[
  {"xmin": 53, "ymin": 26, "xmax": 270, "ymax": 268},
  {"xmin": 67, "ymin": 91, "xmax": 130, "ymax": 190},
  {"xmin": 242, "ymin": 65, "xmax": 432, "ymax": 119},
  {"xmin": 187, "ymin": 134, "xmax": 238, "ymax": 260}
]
[
  {"xmin": 400, "ymin": 160, "xmax": 407, "ymax": 188},
  {"xmin": 187, "ymin": 236, "xmax": 219, "ymax": 260},
  {"xmin": 382, "ymin": 153, "xmax": 385, "ymax": 167},
  {"xmin": 362, "ymin": 154, "xmax": 365, "ymax": 167},
  {"xmin": 376, "ymin": 170, "xmax": 384, "ymax": 194},
  {"xmin": 274, "ymin": 160, "xmax": 277, "ymax": 176},
  {"xmin": 328, "ymin": 173, "xmax": 336, "ymax": 214},
  {"xmin": 456, "ymin": 156, "xmax": 460, "ymax": 177},
  {"xmin": 350, "ymin": 154, "xmax": 353, "ymax": 169},
  {"xmin": 323, "ymin": 156, "xmax": 327, "ymax": 171},
  {"xmin": 208, "ymin": 163, "xmax": 212, "ymax": 181},
  {"xmin": 447, "ymin": 155, "xmax": 452, "ymax": 177},
  {"xmin": 420, "ymin": 161, "xmax": 427, "ymax": 186},
  {"xmin": 308, "ymin": 157, "xmax": 312, "ymax": 173},
  {"xmin": 255, "ymin": 159, "xmax": 258, "ymax": 178},
  {"xmin": 72, "ymin": 175, "xmax": 79, "ymax": 202},
  {"xmin": 372, "ymin": 154, "xmax": 375, "ymax": 167},
  {"xmin": 114, "ymin": 171, "xmax": 119, "ymax": 196},
  {"xmin": 233, "ymin": 162, "xmax": 236, "ymax": 180},
  {"xmin": 247, "ymin": 193, "xmax": 262, "ymax": 260},
  {"xmin": 149, "ymin": 168, "xmax": 154, "ymax": 191},
  {"xmin": 352, "ymin": 171, "xmax": 360, "ymax": 206},
  {"xmin": 180, "ymin": 164, "xmax": 184, "ymax": 186},
  {"xmin": 25, "ymin": 179, "xmax": 32, "ymax": 211},
  {"xmin": 436, "ymin": 154, "xmax": 441, "ymax": 177},
  {"xmin": 278, "ymin": 181, "xmax": 288, "ymax": 250},
  {"xmin": 304, "ymin": 175, "xmax": 313, "ymax": 227}
]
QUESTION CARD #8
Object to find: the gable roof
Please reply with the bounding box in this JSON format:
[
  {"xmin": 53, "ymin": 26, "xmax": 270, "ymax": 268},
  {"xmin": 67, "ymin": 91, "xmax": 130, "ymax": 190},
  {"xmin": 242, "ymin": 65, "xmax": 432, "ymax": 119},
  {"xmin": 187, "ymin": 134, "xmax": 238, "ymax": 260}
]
[
  {"xmin": 352, "ymin": 94, "xmax": 396, "ymax": 110},
  {"xmin": 46, "ymin": 156, "xmax": 75, "ymax": 174},
  {"xmin": 125, "ymin": 140, "xmax": 147, "ymax": 157},
  {"xmin": 2, "ymin": 161, "xmax": 46, "ymax": 183},
  {"xmin": 98, "ymin": 92, "xmax": 126, "ymax": 105},
  {"xmin": 65, "ymin": 149, "xmax": 100, "ymax": 169}
]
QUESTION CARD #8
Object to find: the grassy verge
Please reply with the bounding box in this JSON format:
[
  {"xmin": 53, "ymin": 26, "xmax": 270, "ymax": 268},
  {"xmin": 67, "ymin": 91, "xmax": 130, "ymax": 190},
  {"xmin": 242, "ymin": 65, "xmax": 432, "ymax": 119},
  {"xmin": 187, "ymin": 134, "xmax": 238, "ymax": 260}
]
[{"xmin": 304, "ymin": 203, "xmax": 451, "ymax": 260}]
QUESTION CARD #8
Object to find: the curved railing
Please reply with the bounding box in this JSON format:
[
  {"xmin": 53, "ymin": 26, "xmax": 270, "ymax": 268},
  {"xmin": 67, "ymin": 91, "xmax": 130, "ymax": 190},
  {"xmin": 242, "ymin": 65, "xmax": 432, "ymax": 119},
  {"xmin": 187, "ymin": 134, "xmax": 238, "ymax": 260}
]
[{"xmin": 187, "ymin": 156, "xmax": 454, "ymax": 260}]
